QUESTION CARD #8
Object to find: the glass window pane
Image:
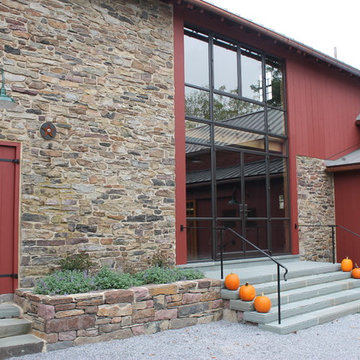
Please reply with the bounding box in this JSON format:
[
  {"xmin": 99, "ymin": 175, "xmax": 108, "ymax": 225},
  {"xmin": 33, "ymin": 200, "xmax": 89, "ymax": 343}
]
[
  {"xmin": 214, "ymin": 40, "xmax": 238, "ymax": 94},
  {"xmin": 213, "ymin": 94, "xmax": 265, "ymax": 131},
  {"xmin": 215, "ymin": 150, "xmax": 241, "ymax": 218},
  {"xmin": 186, "ymin": 147, "xmax": 212, "ymax": 218},
  {"xmin": 186, "ymin": 219, "xmax": 212, "ymax": 260},
  {"xmin": 271, "ymin": 220, "xmax": 290, "ymax": 253},
  {"xmin": 268, "ymin": 108, "xmax": 285, "ymax": 136},
  {"xmin": 216, "ymin": 220, "xmax": 244, "ymax": 255},
  {"xmin": 244, "ymin": 154, "xmax": 267, "ymax": 217},
  {"xmin": 186, "ymin": 121, "xmax": 210, "ymax": 145},
  {"xmin": 185, "ymin": 87, "xmax": 210, "ymax": 120},
  {"xmin": 241, "ymin": 52, "xmax": 263, "ymax": 101},
  {"xmin": 214, "ymin": 127, "xmax": 265, "ymax": 151},
  {"xmin": 270, "ymin": 157, "xmax": 288, "ymax": 218},
  {"xmin": 246, "ymin": 220, "xmax": 267, "ymax": 251},
  {"xmin": 184, "ymin": 34, "xmax": 209, "ymax": 88},
  {"xmin": 266, "ymin": 59, "xmax": 284, "ymax": 108}
]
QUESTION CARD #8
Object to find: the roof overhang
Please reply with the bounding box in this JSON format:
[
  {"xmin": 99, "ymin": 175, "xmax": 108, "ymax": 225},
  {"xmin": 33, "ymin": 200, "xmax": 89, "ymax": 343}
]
[
  {"xmin": 325, "ymin": 149, "xmax": 360, "ymax": 173},
  {"xmin": 165, "ymin": 0, "xmax": 360, "ymax": 79}
]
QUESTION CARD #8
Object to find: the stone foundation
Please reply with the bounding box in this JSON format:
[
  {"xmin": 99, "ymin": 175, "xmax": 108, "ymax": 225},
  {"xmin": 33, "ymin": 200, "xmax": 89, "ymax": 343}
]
[
  {"xmin": 15, "ymin": 279, "xmax": 223, "ymax": 351},
  {"xmin": 296, "ymin": 156, "xmax": 335, "ymax": 261}
]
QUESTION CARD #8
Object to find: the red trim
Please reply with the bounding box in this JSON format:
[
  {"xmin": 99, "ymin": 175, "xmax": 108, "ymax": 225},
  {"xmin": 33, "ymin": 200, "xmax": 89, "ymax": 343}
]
[
  {"xmin": 0, "ymin": 141, "xmax": 20, "ymax": 292},
  {"xmin": 174, "ymin": 12, "xmax": 187, "ymax": 264},
  {"xmin": 285, "ymin": 65, "xmax": 299, "ymax": 255}
]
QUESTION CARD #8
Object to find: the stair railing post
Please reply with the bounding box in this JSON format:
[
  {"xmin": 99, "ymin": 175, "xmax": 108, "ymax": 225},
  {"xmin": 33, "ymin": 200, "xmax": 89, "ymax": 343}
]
[
  {"xmin": 220, "ymin": 228, "xmax": 224, "ymax": 280},
  {"xmin": 331, "ymin": 225, "xmax": 336, "ymax": 264},
  {"xmin": 277, "ymin": 263, "xmax": 281, "ymax": 324}
]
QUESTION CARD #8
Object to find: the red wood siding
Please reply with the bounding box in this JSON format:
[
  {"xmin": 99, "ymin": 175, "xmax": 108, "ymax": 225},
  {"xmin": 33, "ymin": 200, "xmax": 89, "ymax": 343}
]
[
  {"xmin": 334, "ymin": 170, "xmax": 360, "ymax": 263},
  {"xmin": 0, "ymin": 143, "xmax": 20, "ymax": 294},
  {"xmin": 286, "ymin": 58, "xmax": 360, "ymax": 160}
]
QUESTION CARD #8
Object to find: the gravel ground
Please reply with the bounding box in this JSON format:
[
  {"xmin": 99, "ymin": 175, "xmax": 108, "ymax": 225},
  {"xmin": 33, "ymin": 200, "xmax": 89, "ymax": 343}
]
[{"xmin": 11, "ymin": 315, "xmax": 360, "ymax": 360}]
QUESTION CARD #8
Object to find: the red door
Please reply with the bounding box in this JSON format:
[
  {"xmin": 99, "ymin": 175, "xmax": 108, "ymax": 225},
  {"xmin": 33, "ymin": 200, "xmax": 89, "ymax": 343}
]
[{"xmin": 0, "ymin": 143, "xmax": 19, "ymax": 294}]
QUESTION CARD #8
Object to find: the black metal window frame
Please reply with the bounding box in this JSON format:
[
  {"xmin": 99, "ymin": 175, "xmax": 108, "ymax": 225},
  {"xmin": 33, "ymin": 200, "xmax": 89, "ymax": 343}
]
[{"xmin": 184, "ymin": 25, "xmax": 291, "ymax": 261}]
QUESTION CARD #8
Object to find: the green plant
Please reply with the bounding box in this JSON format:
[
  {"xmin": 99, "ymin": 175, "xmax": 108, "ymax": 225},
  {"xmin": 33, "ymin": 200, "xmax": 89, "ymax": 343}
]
[
  {"xmin": 94, "ymin": 267, "xmax": 142, "ymax": 289},
  {"xmin": 34, "ymin": 266, "xmax": 204, "ymax": 295},
  {"xmin": 59, "ymin": 251, "xmax": 95, "ymax": 273},
  {"xmin": 34, "ymin": 270, "xmax": 96, "ymax": 295}
]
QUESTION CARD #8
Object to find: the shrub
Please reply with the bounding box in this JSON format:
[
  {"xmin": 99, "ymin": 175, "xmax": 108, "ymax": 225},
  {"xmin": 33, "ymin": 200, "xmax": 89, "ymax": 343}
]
[
  {"xmin": 34, "ymin": 266, "xmax": 204, "ymax": 295},
  {"xmin": 59, "ymin": 251, "xmax": 95, "ymax": 273},
  {"xmin": 34, "ymin": 270, "xmax": 96, "ymax": 295},
  {"xmin": 94, "ymin": 267, "xmax": 142, "ymax": 290}
]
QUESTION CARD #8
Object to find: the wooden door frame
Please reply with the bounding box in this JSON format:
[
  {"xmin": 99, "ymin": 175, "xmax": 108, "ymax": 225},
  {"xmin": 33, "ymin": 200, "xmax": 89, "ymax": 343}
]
[{"xmin": 0, "ymin": 141, "xmax": 20, "ymax": 293}]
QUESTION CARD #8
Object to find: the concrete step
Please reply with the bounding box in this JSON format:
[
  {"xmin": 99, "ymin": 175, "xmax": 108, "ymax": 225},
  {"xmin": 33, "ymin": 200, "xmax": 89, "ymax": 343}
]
[
  {"xmin": 259, "ymin": 299, "xmax": 360, "ymax": 334},
  {"xmin": 0, "ymin": 304, "xmax": 20, "ymax": 319},
  {"xmin": 229, "ymin": 277, "xmax": 360, "ymax": 312},
  {"xmin": 243, "ymin": 287, "xmax": 360, "ymax": 324},
  {"xmin": 0, "ymin": 334, "xmax": 45, "ymax": 360},
  {"xmin": 222, "ymin": 270, "xmax": 351, "ymax": 300},
  {"xmin": 0, "ymin": 319, "xmax": 32, "ymax": 339}
]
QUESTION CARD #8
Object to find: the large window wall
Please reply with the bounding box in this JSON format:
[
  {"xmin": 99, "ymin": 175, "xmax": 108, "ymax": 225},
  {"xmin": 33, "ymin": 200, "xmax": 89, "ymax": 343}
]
[{"xmin": 184, "ymin": 27, "xmax": 290, "ymax": 261}]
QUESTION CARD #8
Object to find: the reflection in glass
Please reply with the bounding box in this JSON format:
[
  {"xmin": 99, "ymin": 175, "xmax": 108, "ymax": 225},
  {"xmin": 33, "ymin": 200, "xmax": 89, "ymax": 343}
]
[
  {"xmin": 246, "ymin": 220, "xmax": 267, "ymax": 250},
  {"xmin": 214, "ymin": 127, "xmax": 265, "ymax": 150},
  {"xmin": 241, "ymin": 52, "xmax": 263, "ymax": 101},
  {"xmin": 244, "ymin": 154, "xmax": 267, "ymax": 217},
  {"xmin": 213, "ymin": 94, "xmax": 264, "ymax": 131},
  {"xmin": 184, "ymin": 34, "xmax": 209, "ymax": 88},
  {"xmin": 185, "ymin": 87, "xmax": 210, "ymax": 120},
  {"xmin": 215, "ymin": 150, "xmax": 241, "ymax": 219},
  {"xmin": 186, "ymin": 219, "xmax": 212, "ymax": 260},
  {"xmin": 214, "ymin": 40, "xmax": 238, "ymax": 93},
  {"xmin": 186, "ymin": 121, "xmax": 210, "ymax": 145},
  {"xmin": 186, "ymin": 147, "xmax": 212, "ymax": 218},
  {"xmin": 268, "ymin": 108, "xmax": 285, "ymax": 135},
  {"xmin": 216, "ymin": 220, "xmax": 243, "ymax": 255},
  {"xmin": 266, "ymin": 60, "xmax": 284, "ymax": 108},
  {"xmin": 271, "ymin": 220, "xmax": 290, "ymax": 252},
  {"xmin": 270, "ymin": 157, "xmax": 288, "ymax": 218}
]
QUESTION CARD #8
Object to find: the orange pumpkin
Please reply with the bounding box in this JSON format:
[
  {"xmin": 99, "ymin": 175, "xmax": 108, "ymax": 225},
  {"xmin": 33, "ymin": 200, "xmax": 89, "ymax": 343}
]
[
  {"xmin": 341, "ymin": 257, "xmax": 353, "ymax": 272},
  {"xmin": 224, "ymin": 273, "xmax": 240, "ymax": 290},
  {"xmin": 239, "ymin": 282, "xmax": 256, "ymax": 301},
  {"xmin": 352, "ymin": 263, "xmax": 360, "ymax": 279},
  {"xmin": 254, "ymin": 293, "xmax": 271, "ymax": 313}
]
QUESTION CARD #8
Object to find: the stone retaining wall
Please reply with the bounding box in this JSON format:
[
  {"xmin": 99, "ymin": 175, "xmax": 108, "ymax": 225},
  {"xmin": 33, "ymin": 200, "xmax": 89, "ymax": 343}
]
[
  {"xmin": 15, "ymin": 279, "xmax": 223, "ymax": 351},
  {"xmin": 296, "ymin": 156, "xmax": 335, "ymax": 262}
]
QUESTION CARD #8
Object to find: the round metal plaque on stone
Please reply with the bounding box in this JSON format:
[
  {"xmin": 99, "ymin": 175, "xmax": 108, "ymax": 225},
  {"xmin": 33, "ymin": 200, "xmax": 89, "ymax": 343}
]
[{"xmin": 40, "ymin": 122, "xmax": 57, "ymax": 140}]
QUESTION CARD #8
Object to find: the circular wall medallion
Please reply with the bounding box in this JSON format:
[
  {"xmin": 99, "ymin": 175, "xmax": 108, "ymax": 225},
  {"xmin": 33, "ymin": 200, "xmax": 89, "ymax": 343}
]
[{"xmin": 40, "ymin": 122, "xmax": 57, "ymax": 140}]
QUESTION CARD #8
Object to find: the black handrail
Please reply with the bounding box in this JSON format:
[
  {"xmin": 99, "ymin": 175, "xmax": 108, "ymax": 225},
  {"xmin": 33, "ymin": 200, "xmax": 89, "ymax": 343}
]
[
  {"xmin": 297, "ymin": 223, "xmax": 360, "ymax": 264},
  {"xmin": 180, "ymin": 224, "xmax": 288, "ymax": 324}
]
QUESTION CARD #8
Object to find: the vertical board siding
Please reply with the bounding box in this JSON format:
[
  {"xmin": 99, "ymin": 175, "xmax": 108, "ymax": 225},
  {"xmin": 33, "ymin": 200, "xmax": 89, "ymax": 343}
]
[
  {"xmin": 287, "ymin": 58, "xmax": 360, "ymax": 160},
  {"xmin": 334, "ymin": 170, "xmax": 360, "ymax": 263}
]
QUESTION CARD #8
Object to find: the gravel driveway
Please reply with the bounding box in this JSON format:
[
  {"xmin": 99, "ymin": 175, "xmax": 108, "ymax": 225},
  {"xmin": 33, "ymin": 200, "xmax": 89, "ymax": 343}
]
[{"xmin": 11, "ymin": 314, "xmax": 360, "ymax": 360}]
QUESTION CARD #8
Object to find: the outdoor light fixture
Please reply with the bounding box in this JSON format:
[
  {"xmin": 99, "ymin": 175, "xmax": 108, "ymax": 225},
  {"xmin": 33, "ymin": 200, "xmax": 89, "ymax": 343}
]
[
  {"xmin": 0, "ymin": 68, "xmax": 16, "ymax": 110},
  {"xmin": 356, "ymin": 113, "xmax": 360, "ymax": 126}
]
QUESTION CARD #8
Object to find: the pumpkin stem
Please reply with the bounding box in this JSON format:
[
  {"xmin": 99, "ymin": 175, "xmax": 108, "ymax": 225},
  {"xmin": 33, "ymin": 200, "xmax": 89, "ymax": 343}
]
[
  {"xmin": 356, "ymin": 263, "xmax": 359, "ymax": 268},
  {"xmin": 245, "ymin": 282, "xmax": 249, "ymax": 286}
]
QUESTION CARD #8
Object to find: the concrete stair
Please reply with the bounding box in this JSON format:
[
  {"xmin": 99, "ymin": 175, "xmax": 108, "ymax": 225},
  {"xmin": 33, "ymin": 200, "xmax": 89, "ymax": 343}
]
[
  {"xmin": 0, "ymin": 303, "xmax": 44, "ymax": 360},
  {"xmin": 221, "ymin": 261, "xmax": 360, "ymax": 334}
]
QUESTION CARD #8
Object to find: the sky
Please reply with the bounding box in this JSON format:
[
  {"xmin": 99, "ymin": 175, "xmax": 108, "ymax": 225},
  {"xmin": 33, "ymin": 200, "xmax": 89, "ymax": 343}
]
[{"xmin": 206, "ymin": 0, "xmax": 360, "ymax": 70}]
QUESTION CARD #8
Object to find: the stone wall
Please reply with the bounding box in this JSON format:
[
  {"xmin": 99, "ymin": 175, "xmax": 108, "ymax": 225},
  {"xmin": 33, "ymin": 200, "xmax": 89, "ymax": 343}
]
[
  {"xmin": 0, "ymin": 0, "xmax": 175, "ymax": 286},
  {"xmin": 296, "ymin": 156, "xmax": 335, "ymax": 261},
  {"xmin": 15, "ymin": 279, "xmax": 223, "ymax": 351}
]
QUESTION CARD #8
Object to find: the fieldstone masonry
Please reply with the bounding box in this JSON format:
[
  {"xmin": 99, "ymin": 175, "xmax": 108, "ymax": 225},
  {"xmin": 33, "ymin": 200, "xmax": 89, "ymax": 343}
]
[
  {"xmin": 15, "ymin": 279, "xmax": 223, "ymax": 350},
  {"xmin": 0, "ymin": 0, "xmax": 175, "ymax": 286},
  {"xmin": 296, "ymin": 156, "xmax": 335, "ymax": 262}
]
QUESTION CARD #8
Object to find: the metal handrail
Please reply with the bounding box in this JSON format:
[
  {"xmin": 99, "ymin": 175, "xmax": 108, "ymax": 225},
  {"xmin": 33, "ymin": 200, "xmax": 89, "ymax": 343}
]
[
  {"xmin": 181, "ymin": 224, "xmax": 288, "ymax": 324},
  {"xmin": 297, "ymin": 223, "xmax": 360, "ymax": 264}
]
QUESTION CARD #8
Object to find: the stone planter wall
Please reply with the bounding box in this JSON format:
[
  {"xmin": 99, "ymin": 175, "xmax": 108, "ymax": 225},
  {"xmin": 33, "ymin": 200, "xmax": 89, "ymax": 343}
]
[{"xmin": 15, "ymin": 279, "xmax": 223, "ymax": 351}]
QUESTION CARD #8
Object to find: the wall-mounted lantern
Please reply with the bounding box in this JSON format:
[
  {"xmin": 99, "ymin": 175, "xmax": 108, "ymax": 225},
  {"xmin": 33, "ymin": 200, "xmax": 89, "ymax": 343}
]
[{"xmin": 0, "ymin": 68, "xmax": 16, "ymax": 110}]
